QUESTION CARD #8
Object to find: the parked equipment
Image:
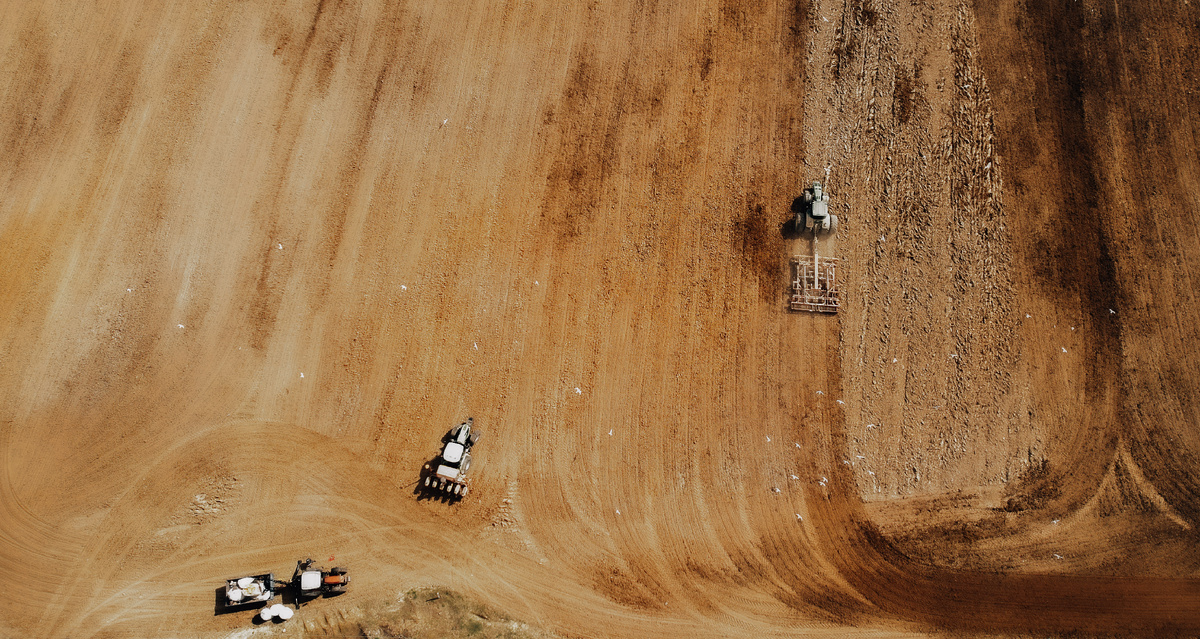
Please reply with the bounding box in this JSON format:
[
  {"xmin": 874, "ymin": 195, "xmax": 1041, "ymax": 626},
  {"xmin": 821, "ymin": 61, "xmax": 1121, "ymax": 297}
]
[{"xmin": 423, "ymin": 418, "xmax": 480, "ymax": 497}]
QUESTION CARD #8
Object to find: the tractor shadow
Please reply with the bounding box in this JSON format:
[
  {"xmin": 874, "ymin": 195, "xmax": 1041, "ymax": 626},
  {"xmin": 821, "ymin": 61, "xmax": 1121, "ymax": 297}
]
[{"xmin": 780, "ymin": 196, "xmax": 807, "ymax": 240}]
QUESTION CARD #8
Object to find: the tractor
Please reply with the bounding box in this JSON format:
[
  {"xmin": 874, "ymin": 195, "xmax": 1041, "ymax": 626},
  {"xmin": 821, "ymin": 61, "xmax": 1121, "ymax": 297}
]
[
  {"xmin": 795, "ymin": 181, "xmax": 838, "ymax": 235},
  {"xmin": 292, "ymin": 558, "xmax": 349, "ymax": 604}
]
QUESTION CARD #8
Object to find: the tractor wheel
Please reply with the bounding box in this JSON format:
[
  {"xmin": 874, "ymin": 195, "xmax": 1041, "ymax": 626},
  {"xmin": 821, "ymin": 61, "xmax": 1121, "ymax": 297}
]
[
  {"xmin": 828, "ymin": 214, "xmax": 838, "ymax": 235},
  {"xmin": 424, "ymin": 477, "xmax": 430, "ymax": 487},
  {"xmin": 461, "ymin": 486, "xmax": 469, "ymax": 496}
]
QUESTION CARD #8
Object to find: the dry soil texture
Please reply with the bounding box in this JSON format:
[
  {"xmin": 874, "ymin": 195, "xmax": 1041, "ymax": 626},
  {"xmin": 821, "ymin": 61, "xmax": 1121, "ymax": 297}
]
[{"xmin": 3, "ymin": 0, "xmax": 1200, "ymax": 637}]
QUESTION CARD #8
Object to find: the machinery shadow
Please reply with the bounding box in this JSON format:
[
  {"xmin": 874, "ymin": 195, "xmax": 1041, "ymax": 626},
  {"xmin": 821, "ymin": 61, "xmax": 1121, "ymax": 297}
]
[{"xmin": 780, "ymin": 196, "xmax": 807, "ymax": 240}]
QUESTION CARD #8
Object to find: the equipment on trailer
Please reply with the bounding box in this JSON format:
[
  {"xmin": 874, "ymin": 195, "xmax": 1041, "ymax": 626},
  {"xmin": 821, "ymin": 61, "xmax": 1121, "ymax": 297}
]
[
  {"xmin": 424, "ymin": 418, "xmax": 480, "ymax": 497},
  {"xmin": 292, "ymin": 558, "xmax": 349, "ymax": 603},
  {"xmin": 790, "ymin": 181, "xmax": 842, "ymax": 314},
  {"xmin": 223, "ymin": 573, "xmax": 274, "ymax": 609}
]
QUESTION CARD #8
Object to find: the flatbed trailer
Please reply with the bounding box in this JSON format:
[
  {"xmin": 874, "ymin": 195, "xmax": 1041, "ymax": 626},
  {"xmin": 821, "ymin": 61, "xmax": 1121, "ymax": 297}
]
[{"xmin": 223, "ymin": 573, "xmax": 274, "ymax": 609}]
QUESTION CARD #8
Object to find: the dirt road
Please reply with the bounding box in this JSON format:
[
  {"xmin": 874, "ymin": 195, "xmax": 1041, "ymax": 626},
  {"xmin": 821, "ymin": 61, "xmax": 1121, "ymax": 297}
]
[{"xmin": 2, "ymin": 0, "xmax": 1199, "ymax": 637}]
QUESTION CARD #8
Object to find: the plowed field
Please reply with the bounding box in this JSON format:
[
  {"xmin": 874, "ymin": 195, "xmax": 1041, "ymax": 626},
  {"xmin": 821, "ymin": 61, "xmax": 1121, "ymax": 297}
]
[{"xmin": 3, "ymin": 0, "xmax": 1200, "ymax": 637}]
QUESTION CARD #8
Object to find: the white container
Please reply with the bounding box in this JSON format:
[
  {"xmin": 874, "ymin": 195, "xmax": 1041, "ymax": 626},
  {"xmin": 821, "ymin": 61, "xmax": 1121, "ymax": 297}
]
[{"xmin": 259, "ymin": 606, "xmax": 275, "ymax": 621}]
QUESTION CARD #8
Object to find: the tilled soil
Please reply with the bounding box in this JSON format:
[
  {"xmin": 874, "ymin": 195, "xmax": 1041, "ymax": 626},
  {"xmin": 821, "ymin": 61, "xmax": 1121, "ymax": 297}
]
[{"xmin": 2, "ymin": 0, "xmax": 1199, "ymax": 637}]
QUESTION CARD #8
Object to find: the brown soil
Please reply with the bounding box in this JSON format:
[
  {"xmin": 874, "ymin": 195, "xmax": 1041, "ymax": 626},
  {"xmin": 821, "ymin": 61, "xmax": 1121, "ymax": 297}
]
[{"xmin": 2, "ymin": 0, "xmax": 1200, "ymax": 637}]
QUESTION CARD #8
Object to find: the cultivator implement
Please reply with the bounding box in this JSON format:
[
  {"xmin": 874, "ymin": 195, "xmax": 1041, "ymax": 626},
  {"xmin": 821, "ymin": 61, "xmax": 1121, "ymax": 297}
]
[{"xmin": 790, "ymin": 251, "xmax": 840, "ymax": 314}]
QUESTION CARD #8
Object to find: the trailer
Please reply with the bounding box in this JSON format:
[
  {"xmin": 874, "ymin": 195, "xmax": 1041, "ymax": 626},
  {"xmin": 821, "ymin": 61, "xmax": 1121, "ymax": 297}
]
[{"xmin": 223, "ymin": 573, "xmax": 275, "ymax": 609}]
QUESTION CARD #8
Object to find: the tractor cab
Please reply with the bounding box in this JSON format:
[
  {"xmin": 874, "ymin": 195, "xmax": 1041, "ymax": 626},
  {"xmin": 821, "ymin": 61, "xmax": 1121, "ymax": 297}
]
[{"xmin": 292, "ymin": 559, "xmax": 349, "ymax": 603}]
